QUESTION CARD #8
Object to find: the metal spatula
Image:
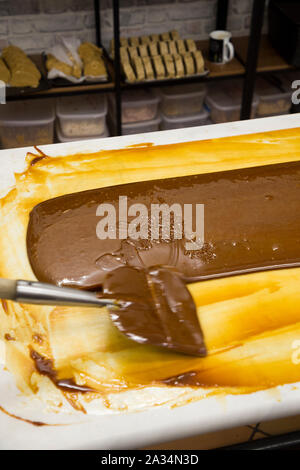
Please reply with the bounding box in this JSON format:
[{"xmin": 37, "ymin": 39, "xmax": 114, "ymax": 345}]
[
  {"xmin": 0, "ymin": 269, "xmax": 206, "ymax": 357},
  {"xmin": 0, "ymin": 278, "xmax": 117, "ymax": 308}
]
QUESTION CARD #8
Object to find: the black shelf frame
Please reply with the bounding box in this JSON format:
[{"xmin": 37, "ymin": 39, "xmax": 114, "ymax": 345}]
[{"xmin": 240, "ymin": 0, "xmax": 266, "ymax": 119}]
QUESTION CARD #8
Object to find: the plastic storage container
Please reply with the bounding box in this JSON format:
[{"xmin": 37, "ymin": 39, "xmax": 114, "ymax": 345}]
[
  {"xmin": 0, "ymin": 99, "xmax": 55, "ymax": 149},
  {"xmin": 56, "ymin": 121, "xmax": 109, "ymax": 143},
  {"xmin": 255, "ymin": 77, "xmax": 291, "ymax": 117},
  {"xmin": 109, "ymin": 113, "xmax": 161, "ymax": 136},
  {"xmin": 122, "ymin": 115, "xmax": 161, "ymax": 135},
  {"xmin": 158, "ymin": 83, "xmax": 207, "ymax": 117},
  {"xmin": 161, "ymin": 108, "xmax": 210, "ymax": 130},
  {"xmin": 109, "ymin": 89, "xmax": 160, "ymax": 123},
  {"xmin": 56, "ymin": 94, "xmax": 107, "ymax": 138},
  {"xmin": 205, "ymin": 78, "xmax": 259, "ymax": 123},
  {"xmin": 272, "ymin": 69, "xmax": 299, "ymax": 95}
]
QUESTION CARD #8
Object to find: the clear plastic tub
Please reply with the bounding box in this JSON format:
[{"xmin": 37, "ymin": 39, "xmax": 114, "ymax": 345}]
[
  {"xmin": 56, "ymin": 94, "xmax": 107, "ymax": 138},
  {"xmin": 122, "ymin": 115, "xmax": 161, "ymax": 135},
  {"xmin": 205, "ymin": 78, "xmax": 259, "ymax": 123},
  {"xmin": 109, "ymin": 113, "xmax": 161, "ymax": 136},
  {"xmin": 272, "ymin": 70, "xmax": 300, "ymax": 112},
  {"xmin": 158, "ymin": 83, "xmax": 207, "ymax": 117},
  {"xmin": 255, "ymin": 77, "xmax": 291, "ymax": 117},
  {"xmin": 0, "ymin": 99, "xmax": 55, "ymax": 149},
  {"xmin": 161, "ymin": 108, "xmax": 210, "ymax": 130},
  {"xmin": 56, "ymin": 121, "xmax": 109, "ymax": 143},
  {"xmin": 272, "ymin": 70, "xmax": 299, "ymax": 96},
  {"xmin": 109, "ymin": 89, "xmax": 160, "ymax": 124}
]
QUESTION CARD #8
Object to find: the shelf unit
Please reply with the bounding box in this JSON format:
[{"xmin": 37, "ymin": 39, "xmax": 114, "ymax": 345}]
[
  {"xmin": 104, "ymin": 0, "xmax": 296, "ymax": 131},
  {"xmin": 233, "ymin": 35, "xmax": 294, "ymax": 73},
  {"xmin": 4, "ymin": 0, "xmax": 296, "ymax": 135}
]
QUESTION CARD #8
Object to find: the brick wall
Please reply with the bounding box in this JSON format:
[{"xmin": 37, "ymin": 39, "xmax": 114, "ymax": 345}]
[{"xmin": 0, "ymin": 0, "xmax": 268, "ymax": 53}]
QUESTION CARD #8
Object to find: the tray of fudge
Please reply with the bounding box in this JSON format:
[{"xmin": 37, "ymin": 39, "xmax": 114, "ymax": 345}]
[
  {"xmin": 0, "ymin": 44, "xmax": 50, "ymax": 97},
  {"xmin": 43, "ymin": 36, "xmax": 111, "ymax": 87},
  {"xmin": 110, "ymin": 30, "xmax": 209, "ymax": 83}
]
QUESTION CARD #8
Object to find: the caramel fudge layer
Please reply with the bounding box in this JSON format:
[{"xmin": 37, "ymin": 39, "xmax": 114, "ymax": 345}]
[
  {"xmin": 27, "ymin": 160, "xmax": 300, "ymax": 289},
  {"xmin": 2, "ymin": 128, "xmax": 300, "ymax": 407}
]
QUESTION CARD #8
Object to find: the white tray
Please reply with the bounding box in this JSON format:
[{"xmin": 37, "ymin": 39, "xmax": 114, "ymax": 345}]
[{"xmin": 0, "ymin": 114, "xmax": 300, "ymax": 450}]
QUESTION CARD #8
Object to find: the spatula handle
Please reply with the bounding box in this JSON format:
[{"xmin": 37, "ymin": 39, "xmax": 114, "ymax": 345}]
[
  {"xmin": 0, "ymin": 278, "xmax": 117, "ymax": 308},
  {"xmin": 0, "ymin": 279, "xmax": 17, "ymax": 300},
  {"xmin": 15, "ymin": 280, "xmax": 117, "ymax": 308}
]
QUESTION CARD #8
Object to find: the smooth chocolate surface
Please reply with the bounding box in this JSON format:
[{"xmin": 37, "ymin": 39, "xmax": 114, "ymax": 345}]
[
  {"xmin": 27, "ymin": 160, "xmax": 300, "ymax": 289},
  {"xmin": 103, "ymin": 266, "xmax": 206, "ymax": 356}
]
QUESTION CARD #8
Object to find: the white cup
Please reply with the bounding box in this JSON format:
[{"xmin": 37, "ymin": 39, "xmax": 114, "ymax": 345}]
[{"xmin": 209, "ymin": 30, "xmax": 234, "ymax": 64}]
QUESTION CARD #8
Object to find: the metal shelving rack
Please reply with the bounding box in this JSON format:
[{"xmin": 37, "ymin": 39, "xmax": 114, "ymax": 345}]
[
  {"xmin": 5, "ymin": 0, "xmax": 290, "ymax": 136},
  {"xmin": 240, "ymin": 0, "xmax": 266, "ymax": 119},
  {"xmin": 107, "ymin": 0, "xmax": 267, "ymax": 134}
]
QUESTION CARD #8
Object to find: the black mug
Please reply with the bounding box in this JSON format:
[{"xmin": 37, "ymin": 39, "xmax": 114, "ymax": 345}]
[{"xmin": 209, "ymin": 30, "xmax": 234, "ymax": 64}]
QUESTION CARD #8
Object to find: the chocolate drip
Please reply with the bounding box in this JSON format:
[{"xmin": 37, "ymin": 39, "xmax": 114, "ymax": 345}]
[
  {"xmin": 30, "ymin": 156, "xmax": 46, "ymax": 166},
  {"xmin": 1, "ymin": 299, "xmax": 9, "ymax": 315},
  {"xmin": 0, "ymin": 405, "xmax": 47, "ymax": 427},
  {"xmin": 162, "ymin": 371, "xmax": 202, "ymax": 387},
  {"xmin": 30, "ymin": 349, "xmax": 94, "ymax": 394},
  {"xmin": 4, "ymin": 333, "xmax": 15, "ymax": 341}
]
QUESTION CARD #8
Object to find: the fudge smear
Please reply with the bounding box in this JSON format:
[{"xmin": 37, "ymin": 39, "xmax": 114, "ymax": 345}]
[
  {"xmin": 27, "ymin": 160, "xmax": 300, "ymax": 289},
  {"xmin": 102, "ymin": 265, "xmax": 206, "ymax": 356}
]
